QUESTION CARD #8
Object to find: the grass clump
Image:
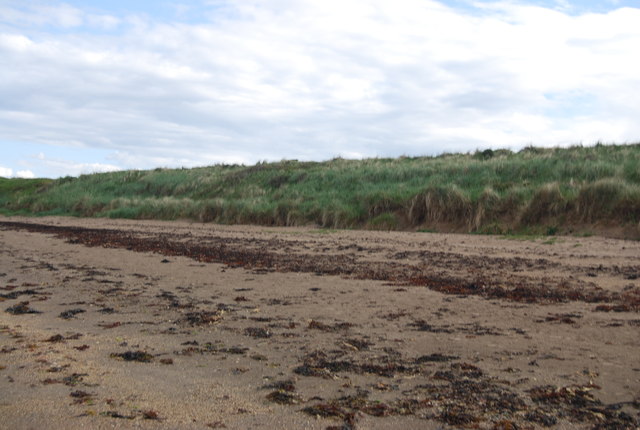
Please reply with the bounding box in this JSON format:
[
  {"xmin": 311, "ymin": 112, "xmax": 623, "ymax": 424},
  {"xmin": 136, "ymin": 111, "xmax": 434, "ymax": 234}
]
[
  {"xmin": 409, "ymin": 185, "xmax": 472, "ymax": 226},
  {"xmin": 367, "ymin": 212, "xmax": 399, "ymax": 230},
  {"xmin": 575, "ymin": 179, "xmax": 640, "ymax": 223},
  {"xmin": 1, "ymin": 143, "xmax": 640, "ymax": 238},
  {"xmin": 520, "ymin": 183, "xmax": 567, "ymax": 225}
]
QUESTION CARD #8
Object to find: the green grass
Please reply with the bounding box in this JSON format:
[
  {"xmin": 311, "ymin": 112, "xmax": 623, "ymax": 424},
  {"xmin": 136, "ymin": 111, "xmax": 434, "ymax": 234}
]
[
  {"xmin": 0, "ymin": 177, "xmax": 53, "ymax": 215},
  {"xmin": 2, "ymin": 143, "xmax": 640, "ymax": 238}
]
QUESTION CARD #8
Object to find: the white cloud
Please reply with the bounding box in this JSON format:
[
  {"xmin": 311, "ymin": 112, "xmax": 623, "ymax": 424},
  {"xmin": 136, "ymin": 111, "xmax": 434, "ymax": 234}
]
[
  {"xmin": 0, "ymin": 0, "xmax": 639, "ymax": 172},
  {"xmin": 0, "ymin": 33, "xmax": 34, "ymax": 51},
  {"xmin": 0, "ymin": 167, "xmax": 13, "ymax": 177},
  {"xmin": 0, "ymin": 167, "xmax": 35, "ymax": 178},
  {"xmin": 0, "ymin": 2, "xmax": 120, "ymax": 30},
  {"xmin": 86, "ymin": 14, "xmax": 120, "ymax": 30},
  {"xmin": 0, "ymin": 3, "xmax": 82, "ymax": 28},
  {"xmin": 15, "ymin": 169, "xmax": 35, "ymax": 178}
]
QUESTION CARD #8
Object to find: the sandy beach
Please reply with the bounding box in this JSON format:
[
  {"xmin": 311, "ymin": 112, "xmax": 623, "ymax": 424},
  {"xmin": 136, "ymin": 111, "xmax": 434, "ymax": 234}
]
[{"xmin": 0, "ymin": 216, "xmax": 638, "ymax": 429}]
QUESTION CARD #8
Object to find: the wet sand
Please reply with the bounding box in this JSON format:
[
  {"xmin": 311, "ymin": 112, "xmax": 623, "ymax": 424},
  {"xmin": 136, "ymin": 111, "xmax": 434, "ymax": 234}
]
[{"xmin": 0, "ymin": 216, "xmax": 638, "ymax": 429}]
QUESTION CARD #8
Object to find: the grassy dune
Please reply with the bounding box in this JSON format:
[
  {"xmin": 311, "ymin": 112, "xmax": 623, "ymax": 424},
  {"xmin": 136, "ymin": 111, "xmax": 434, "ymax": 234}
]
[{"xmin": 2, "ymin": 143, "xmax": 640, "ymax": 237}]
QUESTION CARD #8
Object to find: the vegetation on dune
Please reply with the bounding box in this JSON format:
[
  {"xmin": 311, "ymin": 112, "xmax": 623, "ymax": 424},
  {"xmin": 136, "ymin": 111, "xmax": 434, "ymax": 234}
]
[
  {"xmin": 0, "ymin": 177, "xmax": 53, "ymax": 214},
  {"xmin": 1, "ymin": 143, "xmax": 640, "ymax": 237}
]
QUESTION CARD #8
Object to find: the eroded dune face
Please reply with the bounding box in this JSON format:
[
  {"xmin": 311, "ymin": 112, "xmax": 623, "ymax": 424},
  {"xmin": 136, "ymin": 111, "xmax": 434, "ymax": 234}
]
[{"xmin": 1, "ymin": 216, "xmax": 639, "ymax": 429}]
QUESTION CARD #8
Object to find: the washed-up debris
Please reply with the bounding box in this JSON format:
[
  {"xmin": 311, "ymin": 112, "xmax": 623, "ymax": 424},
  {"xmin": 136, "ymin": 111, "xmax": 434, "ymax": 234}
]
[
  {"xmin": 157, "ymin": 291, "xmax": 190, "ymax": 308},
  {"xmin": 70, "ymin": 390, "xmax": 94, "ymax": 404},
  {"xmin": 408, "ymin": 320, "xmax": 503, "ymax": 336},
  {"xmin": 266, "ymin": 390, "xmax": 303, "ymax": 405},
  {"xmin": 308, "ymin": 320, "xmax": 354, "ymax": 332},
  {"xmin": 529, "ymin": 384, "xmax": 600, "ymax": 405},
  {"xmin": 527, "ymin": 383, "xmax": 638, "ymax": 427},
  {"xmin": 100, "ymin": 411, "xmax": 136, "ymax": 419},
  {"xmin": 44, "ymin": 334, "xmax": 65, "ymax": 343},
  {"xmin": 63, "ymin": 374, "xmax": 84, "ymax": 386},
  {"xmin": 262, "ymin": 379, "xmax": 296, "ymax": 392},
  {"xmin": 287, "ymin": 349, "xmax": 640, "ymax": 429},
  {"xmin": 177, "ymin": 343, "xmax": 248, "ymax": 356},
  {"xmin": 182, "ymin": 310, "xmax": 223, "ymax": 326},
  {"xmin": 378, "ymin": 310, "xmax": 409, "ymax": 320},
  {"xmin": 99, "ymin": 287, "xmax": 124, "ymax": 295},
  {"xmin": 594, "ymin": 304, "xmax": 632, "ymax": 312},
  {"xmin": 433, "ymin": 362, "xmax": 484, "ymax": 380},
  {"xmin": 47, "ymin": 365, "xmax": 70, "ymax": 373},
  {"xmin": 251, "ymin": 353, "xmax": 268, "ymax": 361},
  {"xmin": 244, "ymin": 327, "xmax": 271, "ymax": 338},
  {"xmin": 460, "ymin": 323, "xmax": 503, "ymax": 336},
  {"xmin": 225, "ymin": 346, "xmax": 250, "ymax": 354},
  {"xmin": 524, "ymin": 409, "xmax": 558, "ymax": 426},
  {"xmin": 540, "ymin": 313, "xmax": 582, "ymax": 324},
  {"xmin": 59, "ymin": 308, "xmax": 85, "ymax": 319},
  {"xmin": 339, "ymin": 338, "xmax": 373, "ymax": 351},
  {"xmin": 98, "ymin": 322, "xmax": 121, "ymax": 329},
  {"xmin": 1, "ymin": 221, "xmax": 638, "ymax": 311},
  {"xmin": 302, "ymin": 401, "xmax": 358, "ymax": 427},
  {"xmin": 302, "ymin": 390, "xmax": 433, "ymax": 428},
  {"xmin": 0, "ymin": 289, "xmax": 40, "ymax": 300},
  {"xmin": 249, "ymin": 316, "xmax": 272, "ymax": 322},
  {"xmin": 142, "ymin": 410, "xmax": 161, "ymax": 420},
  {"xmin": 206, "ymin": 421, "xmax": 227, "ymax": 428},
  {"xmin": 408, "ymin": 319, "xmax": 453, "ymax": 333},
  {"xmin": 415, "ymin": 353, "xmax": 459, "ymax": 363},
  {"xmin": 110, "ymin": 350, "xmax": 153, "ymax": 363},
  {"xmin": 294, "ymin": 350, "xmax": 419, "ymax": 378},
  {"xmin": 5, "ymin": 301, "xmax": 41, "ymax": 314},
  {"xmin": 267, "ymin": 298, "xmax": 291, "ymax": 306}
]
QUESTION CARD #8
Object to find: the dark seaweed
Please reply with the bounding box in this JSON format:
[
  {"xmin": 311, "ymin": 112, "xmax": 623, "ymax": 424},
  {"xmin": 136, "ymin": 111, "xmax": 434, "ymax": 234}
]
[
  {"xmin": 0, "ymin": 289, "xmax": 40, "ymax": 300},
  {"xmin": 110, "ymin": 350, "xmax": 154, "ymax": 362},
  {"xmin": 182, "ymin": 310, "xmax": 223, "ymax": 325},
  {"xmin": 5, "ymin": 301, "xmax": 41, "ymax": 314},
  {"xmin": 244, "ymin": 327, "xmax": 272, "ymax": 338},
  {"xmin": 59, "ymin": 308, "xmax": 85, "ymax": 319}
]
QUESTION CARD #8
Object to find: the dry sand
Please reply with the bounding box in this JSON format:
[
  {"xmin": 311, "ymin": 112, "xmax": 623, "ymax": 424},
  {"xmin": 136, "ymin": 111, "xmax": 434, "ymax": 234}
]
[{"xmin": 0, "ymin": 216, "xmax": 638, "ymax": 429}]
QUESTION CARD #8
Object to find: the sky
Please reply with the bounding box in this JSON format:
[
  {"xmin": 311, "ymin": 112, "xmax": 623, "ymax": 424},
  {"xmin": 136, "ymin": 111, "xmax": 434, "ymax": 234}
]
[{"xmin": 1, "ymin": 0, "xmax": 639, "ymax": 178}]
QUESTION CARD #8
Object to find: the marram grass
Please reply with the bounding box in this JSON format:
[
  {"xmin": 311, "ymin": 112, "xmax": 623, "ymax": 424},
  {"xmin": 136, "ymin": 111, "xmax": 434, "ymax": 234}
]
[{"xmin": 1, "ymin": 143, "xmax": 639, "ymax": 238}]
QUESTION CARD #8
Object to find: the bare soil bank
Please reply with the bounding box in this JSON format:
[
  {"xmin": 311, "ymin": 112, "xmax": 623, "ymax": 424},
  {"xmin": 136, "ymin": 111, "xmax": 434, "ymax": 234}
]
[{"xmin": 0, "ymin": 216, "xmax": 638, "ymax": 429}]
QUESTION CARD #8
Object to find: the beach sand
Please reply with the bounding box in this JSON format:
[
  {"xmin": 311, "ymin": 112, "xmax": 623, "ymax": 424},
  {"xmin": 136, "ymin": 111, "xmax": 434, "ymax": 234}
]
[{"xmin": 1, "ymin": 216, "xmax": 638, "ymax": 429}]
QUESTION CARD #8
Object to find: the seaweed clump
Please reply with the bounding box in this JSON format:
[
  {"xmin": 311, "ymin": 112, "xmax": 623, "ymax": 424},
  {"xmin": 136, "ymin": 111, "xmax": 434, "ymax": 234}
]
[
  {"xmin": 182, "ymin": 310, "xmax": 224, "ymax": 326},
  {"xmin": 244, "ymin": 327, "xmax": 272, "ymax": 338},
  {"xmin": 110, "ymin": 350, "xmax": 154, "ymax": 362},
  {"xmin": 528, "ymin": 384, "xmax": 638, "ymax": 427},
  {"xmin": 294, "ymin": 350, "xmax": 418, "ymax": 379},
  {"xmin": 5, "ymin": 301, "xmax": 41, "ymax": 314},
  {"xmin": 59, "ymin": 308, "xmax": 85, "ymax": 319},
  {"xmin": 0, "ymin": 289, "xmax": 40, "ymax": 300},
  {"xmin": 266, "ymin": 390, "xmax": 302, "ymax": 405}
]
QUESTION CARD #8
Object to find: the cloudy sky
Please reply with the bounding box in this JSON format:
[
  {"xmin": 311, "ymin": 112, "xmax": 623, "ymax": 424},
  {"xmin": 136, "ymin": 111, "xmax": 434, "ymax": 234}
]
[{"xmin": 1, "ymin": 0, "xmax": 639, "ymax": 178}]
